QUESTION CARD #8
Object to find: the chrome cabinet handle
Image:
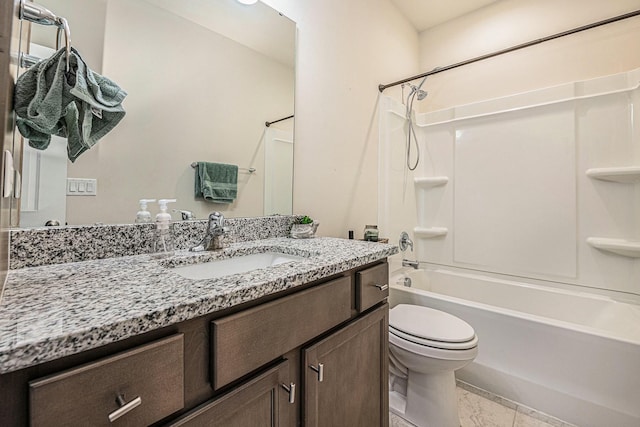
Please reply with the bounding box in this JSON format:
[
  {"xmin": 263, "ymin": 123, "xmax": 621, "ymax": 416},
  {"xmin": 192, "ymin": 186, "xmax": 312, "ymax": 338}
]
[
  {"xmin": 309, "ymin": 363, "xmax": 324, "ymax": 382},
  {"xmin": 374, "ymin": 284, "xmax": 389, "ymax": 291},
  {"xmin": 281, "ymin": 382, "xmax": 296, "ymax": 404},
  {"xmin": 108, "ymin": 394, "xmax": 142, "ymax": 422}
]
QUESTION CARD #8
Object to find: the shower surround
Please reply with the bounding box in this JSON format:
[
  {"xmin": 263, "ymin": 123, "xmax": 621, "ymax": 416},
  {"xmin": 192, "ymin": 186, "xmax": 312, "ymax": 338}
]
[{"xmin": 378, "ymin": 68, "xmax": 640, "ymax": 426}]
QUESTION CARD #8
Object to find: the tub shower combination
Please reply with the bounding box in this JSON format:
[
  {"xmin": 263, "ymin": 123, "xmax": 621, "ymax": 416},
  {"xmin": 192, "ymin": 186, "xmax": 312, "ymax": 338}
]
[
  {"xmin": 379, "ymin": 69, "xmax": 640, "ymax": 427},
  {"xmin": 389, "ymin": 267, "xmax": 640, "ymax": 427}
]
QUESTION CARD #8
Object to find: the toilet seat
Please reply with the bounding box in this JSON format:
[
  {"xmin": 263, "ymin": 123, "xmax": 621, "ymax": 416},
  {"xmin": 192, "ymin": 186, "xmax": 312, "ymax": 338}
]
[
  {"xmin": 389, "ymin": 326, "xmax": 478, "ymax": 350},
  {"xmin": 389, "ymin": 304, "xmax": 478, "ymax": 356}
]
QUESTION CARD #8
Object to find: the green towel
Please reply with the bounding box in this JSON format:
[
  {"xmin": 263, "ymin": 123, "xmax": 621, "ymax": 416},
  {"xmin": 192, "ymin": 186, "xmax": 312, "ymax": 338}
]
[
  {"xmin": 195, "ymin": 162, "xmax": 238, "ymax": 203},
  {"xmin": 14, "ymin": 47, "xmax": 127, "ymax": 162}
]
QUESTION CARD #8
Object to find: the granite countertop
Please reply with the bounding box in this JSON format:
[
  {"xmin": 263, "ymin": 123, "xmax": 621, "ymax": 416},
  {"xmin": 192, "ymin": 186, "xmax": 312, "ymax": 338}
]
[{"xmin": 0, "ymin": 237, "xmax": 397, "ymax": 374}]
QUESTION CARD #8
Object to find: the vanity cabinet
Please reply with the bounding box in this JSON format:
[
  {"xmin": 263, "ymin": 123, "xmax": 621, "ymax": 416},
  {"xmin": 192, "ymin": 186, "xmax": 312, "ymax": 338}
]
[
  {"xmin": 211, "ymin": 276, "xmax": 352, "ymax": 389},
  {"xmin": 29, "ymin": 334, "xmax": 185, "ymax": 427},
  {"xmin": 303, "ymin": 304, "xmax": 388, "ymax": 427},
  {"xmin": 168, "ymin": 359, "xmax": 293, "ymax": 427},
  {"xmin": 0, "ymin": 260, "xmax": 389, "ymax": 427}
]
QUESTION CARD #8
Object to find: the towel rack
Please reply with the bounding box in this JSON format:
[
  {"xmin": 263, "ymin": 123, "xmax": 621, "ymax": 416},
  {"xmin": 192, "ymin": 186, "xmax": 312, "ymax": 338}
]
[
  {"xmin": 190, "ymin": 162, "xmax": 256, "ymax": 174},
  {"xmin": 19, "ymin": 0, "xmax": 72, "ymax": 72}
]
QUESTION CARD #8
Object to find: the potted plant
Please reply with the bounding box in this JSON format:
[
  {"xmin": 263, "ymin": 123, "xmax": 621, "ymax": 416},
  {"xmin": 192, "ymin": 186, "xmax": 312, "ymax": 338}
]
[{"xmin": 290, "ymin": 215, "xmax": 319, "ymax": 238}]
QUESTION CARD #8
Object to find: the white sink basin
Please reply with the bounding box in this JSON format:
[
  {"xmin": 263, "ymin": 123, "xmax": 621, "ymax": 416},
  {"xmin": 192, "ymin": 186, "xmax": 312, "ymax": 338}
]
[{"xmin": 171, "ymin": 252, "xmax": 305, "ymax": 280}]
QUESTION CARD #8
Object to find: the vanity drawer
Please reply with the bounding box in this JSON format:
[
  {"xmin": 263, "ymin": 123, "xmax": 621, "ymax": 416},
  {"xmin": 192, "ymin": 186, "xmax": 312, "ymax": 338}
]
[
  {"xmin": 356, "ymin": 263, "xmax": 389, "ymax": 312},
  {"xmin": 212, "ymin": 276, "xmax": 351, "ymax": 389},
  {"xmin": 29, "ymin": 334, "xmax": 184, "ymax": 427}
]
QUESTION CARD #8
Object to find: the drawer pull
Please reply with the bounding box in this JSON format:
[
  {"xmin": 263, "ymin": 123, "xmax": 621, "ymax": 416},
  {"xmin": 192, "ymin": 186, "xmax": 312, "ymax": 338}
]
[
  {"xmin": 309, "ymin": 363, "xmax": 324, "ymax": 382},
  {"xmin": 374, "ymin": 284, "xmax": 389, "ymax": 291},
  {"xmin": 108, "ymin": 394, "xmax": 142, "ymax": 422},
  {"xmin": 281, "ymin": 382, "xmax": 296, "ymax": 404}
]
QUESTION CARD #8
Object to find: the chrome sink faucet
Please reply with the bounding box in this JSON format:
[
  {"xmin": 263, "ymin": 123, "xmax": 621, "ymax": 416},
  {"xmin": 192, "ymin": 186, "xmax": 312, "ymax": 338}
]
[{"xmin": 190, "ymin": 211, "xmax": 228, "ymax": 251}]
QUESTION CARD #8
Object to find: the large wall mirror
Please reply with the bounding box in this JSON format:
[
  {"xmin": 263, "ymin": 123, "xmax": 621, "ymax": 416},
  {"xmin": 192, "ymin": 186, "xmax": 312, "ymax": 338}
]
[{"xmin": 18, "ymin": 0, "xmax": 295, "ymax": 227}]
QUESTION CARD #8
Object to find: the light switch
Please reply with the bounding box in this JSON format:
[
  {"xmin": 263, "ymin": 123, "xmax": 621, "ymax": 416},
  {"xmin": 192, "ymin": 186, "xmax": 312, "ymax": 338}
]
[{"xmin": 67, "ymin": 178, "xmax": 97, "ymax": 196}]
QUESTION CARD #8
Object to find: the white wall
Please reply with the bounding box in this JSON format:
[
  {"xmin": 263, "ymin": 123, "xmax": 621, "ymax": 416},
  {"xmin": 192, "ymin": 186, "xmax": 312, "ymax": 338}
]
[
  {"xmin": 417, "ymin": 0, "xmax": 640, "ymax": 112},
  {"xmin": 262, "ymin": 0, "xmax": 419, "ymax": 238}
]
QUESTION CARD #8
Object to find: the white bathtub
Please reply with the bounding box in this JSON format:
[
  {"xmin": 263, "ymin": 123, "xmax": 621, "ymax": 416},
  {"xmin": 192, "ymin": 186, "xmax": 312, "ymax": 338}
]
[{"xmin": 389, "ymin": 267, "xmax": 640, "ymax": 427}]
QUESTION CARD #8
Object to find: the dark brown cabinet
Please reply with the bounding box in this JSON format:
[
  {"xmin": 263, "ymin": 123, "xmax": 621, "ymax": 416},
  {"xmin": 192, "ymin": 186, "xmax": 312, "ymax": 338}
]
[
  {"xmin": 303, "ymin": 304, "xmax": 389, "ymax": 427},
  {"xmin": 29, "ymin": 334, "xmax": 185, "ymax": 427},
  {"xmin": 0, "ymin": 260, "xmax": 389, "ymax": 427},
  {"xmin": 168, "ymin": 359, "xmax": 293, "ymax": 427}
]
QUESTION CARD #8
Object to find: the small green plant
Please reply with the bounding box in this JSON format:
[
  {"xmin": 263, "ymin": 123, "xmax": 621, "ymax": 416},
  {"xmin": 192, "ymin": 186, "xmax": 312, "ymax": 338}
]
[{"xmin": 299, "ymin": 215, "xmax": 313, "ymax": 224}]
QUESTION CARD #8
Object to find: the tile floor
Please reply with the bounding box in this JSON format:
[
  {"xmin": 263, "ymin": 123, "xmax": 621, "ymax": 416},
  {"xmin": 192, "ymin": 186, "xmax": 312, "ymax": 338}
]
[{"xmin": 390, "ymin": 382, "xmax": 577, "ymax": 427}]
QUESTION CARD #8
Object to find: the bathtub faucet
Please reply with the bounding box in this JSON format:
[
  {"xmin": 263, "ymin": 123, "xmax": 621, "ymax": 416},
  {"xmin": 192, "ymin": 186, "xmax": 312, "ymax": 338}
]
[{"xmin": 402, "ymin": 259, "xmax": 419, "ymax": 269}]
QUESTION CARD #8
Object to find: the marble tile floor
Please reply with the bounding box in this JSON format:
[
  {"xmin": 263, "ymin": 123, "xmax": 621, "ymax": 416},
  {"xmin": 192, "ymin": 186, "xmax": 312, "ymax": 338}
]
[{"xmin": 390, "ymin": 381, "xmax": 577, "ymax": 427}]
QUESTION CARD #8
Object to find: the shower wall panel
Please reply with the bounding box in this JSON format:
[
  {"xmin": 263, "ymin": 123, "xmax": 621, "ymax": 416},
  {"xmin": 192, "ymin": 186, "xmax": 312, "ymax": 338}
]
[{"xmin": 379, "ymin": 68, "xmax": 640, "ymax": 297}]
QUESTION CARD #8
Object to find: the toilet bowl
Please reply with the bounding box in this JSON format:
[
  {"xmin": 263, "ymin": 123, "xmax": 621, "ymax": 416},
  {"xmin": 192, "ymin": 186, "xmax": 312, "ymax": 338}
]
[{"xmin": 389, "ymin": 304, "xmax": 478, "ymax": 427}]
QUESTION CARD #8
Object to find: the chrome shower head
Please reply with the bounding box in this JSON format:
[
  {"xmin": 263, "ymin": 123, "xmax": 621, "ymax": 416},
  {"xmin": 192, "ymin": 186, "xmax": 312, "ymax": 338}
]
[{"xmin": 405, "ymin": 76, "xmax": 428, "ymax": 102}]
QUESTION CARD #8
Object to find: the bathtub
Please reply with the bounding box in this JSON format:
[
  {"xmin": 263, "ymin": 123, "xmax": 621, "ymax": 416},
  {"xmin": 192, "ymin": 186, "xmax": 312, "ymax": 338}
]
[{"xmin": 389, "ymin": 267, "xmax": 640, "ymax": 427}]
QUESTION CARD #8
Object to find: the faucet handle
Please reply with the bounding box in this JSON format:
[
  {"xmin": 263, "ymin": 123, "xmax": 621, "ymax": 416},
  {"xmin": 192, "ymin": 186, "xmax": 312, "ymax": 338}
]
[
  {"xmin": 172, "ymin": 209, "xmax": 195, "ymax": 220},
  {"xmin": 208, "ymin": 211, "xmax": 224, "ymax": 226},
  {"xmin": 399, "ymin": 231, "xmax": 414, "ymax": 252}
]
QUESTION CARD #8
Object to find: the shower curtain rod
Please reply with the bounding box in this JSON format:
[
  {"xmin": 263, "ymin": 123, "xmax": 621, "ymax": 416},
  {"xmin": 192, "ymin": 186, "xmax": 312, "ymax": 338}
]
[
  {"xmin": 378, "ymin": 9, "xmax": 640, "ymax": 93},
  {"xmin": 265, "ymin": 115, "xmax": 294, "ymax": 127}
]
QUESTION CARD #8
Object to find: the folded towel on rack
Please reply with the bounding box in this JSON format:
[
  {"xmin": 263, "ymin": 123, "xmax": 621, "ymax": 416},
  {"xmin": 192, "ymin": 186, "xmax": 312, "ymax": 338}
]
[
  {"xmin": 14, "ymin": 47, "xmax": 127, "ymax": 162},
  {"xmin": 195, "ymin": 162, "xmax": 238, "ymax": 204}
]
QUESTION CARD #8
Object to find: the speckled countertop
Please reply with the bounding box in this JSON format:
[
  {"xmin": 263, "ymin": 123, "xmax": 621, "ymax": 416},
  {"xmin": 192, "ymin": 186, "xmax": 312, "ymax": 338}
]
[{"xmin": 0, "ymin": 237, "xmax": 397, "ymax": 374}]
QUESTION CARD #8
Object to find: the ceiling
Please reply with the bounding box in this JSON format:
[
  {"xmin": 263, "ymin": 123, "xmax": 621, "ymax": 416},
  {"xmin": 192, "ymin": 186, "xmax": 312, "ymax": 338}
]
[{"xmin": 391, "ymin": 0, "xmax": 500, "ymax": 32}]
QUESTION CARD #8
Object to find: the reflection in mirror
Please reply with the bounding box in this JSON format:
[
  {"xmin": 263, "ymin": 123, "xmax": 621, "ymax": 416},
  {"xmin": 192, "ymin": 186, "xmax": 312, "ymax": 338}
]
[{"xmin": 19, "ymin": 0, "xmax": 295, "ymax": 227}]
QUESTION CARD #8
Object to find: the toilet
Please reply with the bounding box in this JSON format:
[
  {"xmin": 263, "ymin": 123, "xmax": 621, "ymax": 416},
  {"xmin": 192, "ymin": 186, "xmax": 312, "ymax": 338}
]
[{"xmin": 389, "ymin": 304, "xmax": 478, "ymax": 427}]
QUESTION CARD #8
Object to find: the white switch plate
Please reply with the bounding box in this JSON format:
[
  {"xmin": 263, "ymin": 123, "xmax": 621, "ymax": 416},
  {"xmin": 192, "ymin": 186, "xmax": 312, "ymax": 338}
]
[{"xmin": 67, "ymin": 178, "xmax": 97, "ymax": 196}]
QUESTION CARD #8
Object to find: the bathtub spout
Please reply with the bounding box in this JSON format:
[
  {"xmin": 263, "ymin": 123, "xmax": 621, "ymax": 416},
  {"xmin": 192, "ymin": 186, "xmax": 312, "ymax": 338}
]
[{"xmin": 402, "ymin": 259, "xmax": 419, "ymax": 269}]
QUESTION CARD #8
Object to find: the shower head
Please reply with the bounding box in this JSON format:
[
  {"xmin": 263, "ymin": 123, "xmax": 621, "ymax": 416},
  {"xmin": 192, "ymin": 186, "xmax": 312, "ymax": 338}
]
[
  {"xmin": 405, "ymin": 76, "xmax": 428, "ymax": 102},
  {"xmin": 406, "ymin": 85, "xmax": 428, "ymax": 101}
]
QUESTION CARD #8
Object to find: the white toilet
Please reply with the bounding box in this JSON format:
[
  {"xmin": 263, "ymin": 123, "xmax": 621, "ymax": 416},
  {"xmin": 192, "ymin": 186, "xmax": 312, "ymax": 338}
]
[{"xmin": 389, "ymin": 304, "xmax": 478, "ymax": 427}]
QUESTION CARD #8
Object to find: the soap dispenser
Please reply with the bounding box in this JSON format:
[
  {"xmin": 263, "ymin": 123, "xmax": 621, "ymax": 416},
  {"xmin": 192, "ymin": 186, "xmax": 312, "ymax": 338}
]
[
  {"xmin": 152, "ymin": 199, "xmax": 176, "ymax": 258},
  {"xmin": 135, "ymin": 199, "xmax": 156, "ymax": 223}
]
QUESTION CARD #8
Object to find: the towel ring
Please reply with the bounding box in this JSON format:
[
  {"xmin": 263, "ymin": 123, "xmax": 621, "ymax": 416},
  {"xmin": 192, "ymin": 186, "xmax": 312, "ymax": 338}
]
[
  {"xmin": 20, "ymin": 1, "xmax": 72, "ymax": 73},
  {"xmin": 55, "ymin": 17, "xmax": 71, "ymax": 72}
]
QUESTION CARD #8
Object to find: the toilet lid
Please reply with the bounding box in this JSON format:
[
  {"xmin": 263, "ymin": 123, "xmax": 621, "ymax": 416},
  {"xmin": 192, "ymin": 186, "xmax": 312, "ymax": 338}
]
[{"xmin": 390, "ymin": 304, "xmax": 476, "ymax": 343}]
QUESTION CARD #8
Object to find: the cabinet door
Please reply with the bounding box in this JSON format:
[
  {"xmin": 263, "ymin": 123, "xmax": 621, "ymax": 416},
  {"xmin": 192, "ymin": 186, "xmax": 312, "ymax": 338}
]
[
  {"xmin": 168, "ymin": 359, "xmax": 294, "ymax": 427},
  {"xmin": 303, "ymin": 304, "xmax": 389, "ymax": 427}
]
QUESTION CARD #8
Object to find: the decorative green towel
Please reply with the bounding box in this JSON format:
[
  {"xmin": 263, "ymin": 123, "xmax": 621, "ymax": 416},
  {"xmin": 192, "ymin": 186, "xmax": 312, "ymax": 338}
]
[
  {"xmin": 195, "ymin": 162, "xmax": 238, "ymax": 203},
  {"xmin": 14, "ymin": 47, "xmax": 127, "ymax": 162}
]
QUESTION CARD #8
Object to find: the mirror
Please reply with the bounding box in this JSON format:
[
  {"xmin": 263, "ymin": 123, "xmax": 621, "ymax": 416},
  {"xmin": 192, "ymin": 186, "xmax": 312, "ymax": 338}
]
[{"xmin": 18, "ymin": 0, "xmax": 295, "ymax": 227}]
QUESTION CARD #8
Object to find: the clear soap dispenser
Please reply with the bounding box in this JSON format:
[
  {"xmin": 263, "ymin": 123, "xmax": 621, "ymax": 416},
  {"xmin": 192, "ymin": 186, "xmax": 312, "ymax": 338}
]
[
  {"xmin": 152, "ymin": 199, "xmax": 176, "ymax": 258},
  {"xmin": 135, "ymin": 199, "xmax": 156, "ymax": 223}
]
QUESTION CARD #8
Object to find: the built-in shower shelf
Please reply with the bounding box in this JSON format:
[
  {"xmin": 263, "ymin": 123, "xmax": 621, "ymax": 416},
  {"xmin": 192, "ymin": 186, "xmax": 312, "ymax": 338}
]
[
  {"xmin": 414, "ymin": 176, "xmax": 449, "ymax": 188},
  {"xmin": 413, "ymin": 227, "xmax": 448, "ymax": 238},
  {"xmin": 586, "ymin": 237, "xmax": 640, "ymax": 258},
  {"xmin": 585, "ymin": 167, "xmax": 640, "ymax": 183}
]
